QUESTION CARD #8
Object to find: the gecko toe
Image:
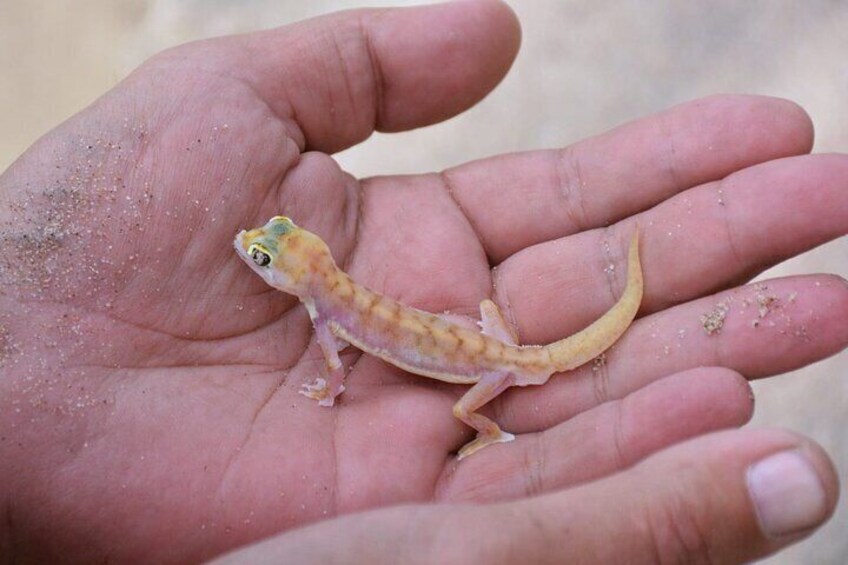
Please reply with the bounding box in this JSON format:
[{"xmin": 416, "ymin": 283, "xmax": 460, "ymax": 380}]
[{"xmin": 457, "ymin": 429, "xmax": 516, "ymax": 460}]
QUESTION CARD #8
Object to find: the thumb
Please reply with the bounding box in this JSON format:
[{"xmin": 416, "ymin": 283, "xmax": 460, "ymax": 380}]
[
  {"xmin": 210, "ymin": 429, "xmax": 837, "ymax": 564},
  {"xmin": 496, "ymin": 428, "xmax": 839, "ymax": 564}
]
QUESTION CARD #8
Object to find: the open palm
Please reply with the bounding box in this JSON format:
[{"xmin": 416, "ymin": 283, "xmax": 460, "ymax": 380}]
[{"xmin": 2, "ymin": 3, "xmax": 846, "ymax": 563}]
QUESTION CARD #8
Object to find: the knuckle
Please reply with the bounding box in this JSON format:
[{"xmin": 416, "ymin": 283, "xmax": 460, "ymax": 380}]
[
  {"xmin": 521, "ymin": 434, "xmax": 547, "ymax": 497},
  {"xmin": 552, "ymin": 146, "xmax": 591, "ymax": 232}
]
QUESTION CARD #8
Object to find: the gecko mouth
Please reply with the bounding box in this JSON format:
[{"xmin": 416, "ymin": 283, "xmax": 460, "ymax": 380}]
[
  {"xmin": 233, "ymin": 231, "xmax": 255, "ymax": 267},
  {"xmin": 233, "ymin": 230, "xmax": 247, "ymax": 252}
]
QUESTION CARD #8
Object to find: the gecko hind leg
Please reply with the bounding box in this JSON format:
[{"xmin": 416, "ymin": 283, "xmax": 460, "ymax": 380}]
[
  {"xmin": 478, "ymin": 299, "xmax": 518, "ymax": 345},
  {"xmin": 453, "ymin": 371, "xmax": 516, "ymax": 460}
]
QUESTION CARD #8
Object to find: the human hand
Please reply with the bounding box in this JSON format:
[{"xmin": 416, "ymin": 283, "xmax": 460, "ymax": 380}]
[{"xmin": 1, "ymin": 1, "xmax": 845, "ymax": 563}]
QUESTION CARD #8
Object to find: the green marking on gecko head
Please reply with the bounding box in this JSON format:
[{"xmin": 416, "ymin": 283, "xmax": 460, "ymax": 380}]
[{"xmin": 267, "ymin": 215, "xmax": 296, "ymax": 237}]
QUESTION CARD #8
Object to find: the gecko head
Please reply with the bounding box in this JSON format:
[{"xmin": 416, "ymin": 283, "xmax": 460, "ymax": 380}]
[{"xmin": 234, "ymin": 215, "xmax": 333, "ymax": 297}]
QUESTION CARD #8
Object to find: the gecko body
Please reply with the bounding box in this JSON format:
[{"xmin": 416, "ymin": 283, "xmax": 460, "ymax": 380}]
[{"xmin": 235, "ymin": 216, "xmax": 643, "ymax": 459}]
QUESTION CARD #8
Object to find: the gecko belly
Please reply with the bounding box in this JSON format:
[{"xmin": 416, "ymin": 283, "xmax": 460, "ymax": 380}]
[{"xmin": 329, "ymin": 322, "xmax": 482, "ymax": 385}]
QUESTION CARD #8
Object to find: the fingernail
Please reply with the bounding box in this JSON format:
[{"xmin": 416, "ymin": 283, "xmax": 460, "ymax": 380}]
[{"xmin": 747, "ymin": 450, "xmax": 828, "ymax": 538}]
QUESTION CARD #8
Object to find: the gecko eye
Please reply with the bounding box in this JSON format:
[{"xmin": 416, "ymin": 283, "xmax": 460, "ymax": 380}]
[
  {"xmin": 248, "ymin": 244, "xmax": 272, "ymax": 267},
  {"xmin": 252, "ymin": 250, "xmax": 271, "ymax": 267}
]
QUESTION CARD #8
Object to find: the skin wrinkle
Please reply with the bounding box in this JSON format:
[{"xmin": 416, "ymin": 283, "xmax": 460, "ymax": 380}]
[
  {"xmin": 100, "ymin": 301, "xmax": 284, "ymax": 344},
  {"xmin": 647, "ymin": 481, "xmax": 716, "ymax": 564},
  {"xmin": 656, "ymin": 110, "xmax": 684, "ymax": 191},
  {"xmin": 217, "ymin": 347, "xmax": 314, "ymax": 500},
  {"xmin": 232, "ymin": 33, "xmax": 306, "ymax": 147},
  {"xmin": 710, "ymin": 323, "xmax": 729, "ymax": 372},
  {"xmin": 554, "ymin": 145, "xmax": 591, "ymax": 233},
  {"xmin": 77, "ymin": 363, "xmax": 294, "ymax": 374},
  {"xmin": 340, "ymin": 179, "xmax": 366, "ymax": 273},
  {"xmin": 685, "ymin": 495, "xmax": 718, "ymax": 564},
  {"xmin": 643, "ymin": 498, "xmax": 668, "ymax": 565},
  {"xmin": 712, "ymin": 177, "xmax": 748, "ymax": 275},
  {"xmin": 355, "ymin": 13, "xmax": 387, "ymax": 131},
  {"xmin": 432, "ymin": 457, "xmax": 456, "ymax": 502},
  {"xmin": 438, "ymin": 169, "xmax": 490, "ymax": 265},
  {"xmin": 115, "ymin": 118, "xmax": 154, "ymax": 198},
  {"xmin": 490, "ymin": 266, "xmax": 522, "ymax": 344},
  {"xmin": 590, "ymin": 350, "xmax": 612, "ymax": 406},
  {"xmin": 327, "ymin": 24, "xmax": 366, "ymax": 139},
  {"xmin": 523, "ymin": 432, "xmax": 547, "ymax": 498},
  {"xmin": 243, "ymin": 366, "xmax": 293, "ymax": 434},
  {"xmin": 338, "ymin": 171, "xmax": 362, "ymax": 271},
  {"xmin": 86, "ymin": 305, "xmax": 311, "ymax": 369},
  {"xmin": 268, "ymin": 165, "xmax": 303, "ymax": 220},
  {"xmin": 610, "ymin": 398, "xmax": 630, "ymax": 471},
  {"xmin": 242, "ymin": 284, "xmax": 287, "ymax": 301}
]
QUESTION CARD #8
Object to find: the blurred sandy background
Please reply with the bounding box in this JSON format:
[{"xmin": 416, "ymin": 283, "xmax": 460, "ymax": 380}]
[{"xmin": 1, "ymin": 0, "xmax": 846, "ymax": 562}]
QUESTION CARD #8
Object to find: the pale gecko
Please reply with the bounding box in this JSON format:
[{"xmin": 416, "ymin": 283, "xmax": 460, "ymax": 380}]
[{"xmin": 234, "ymin": 216, "xmax": 643, "ymax": 459}]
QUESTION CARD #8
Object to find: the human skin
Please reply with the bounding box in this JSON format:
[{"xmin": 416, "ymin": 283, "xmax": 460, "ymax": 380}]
[{"xmin": 0, "ymin": 1, "xmax": 846, "ymax": 563}]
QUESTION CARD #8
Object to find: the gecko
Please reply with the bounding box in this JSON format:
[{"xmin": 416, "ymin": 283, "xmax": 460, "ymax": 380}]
[{"xmin": 234, "ymin": 216, "xmax": 643, "ymax": 459}]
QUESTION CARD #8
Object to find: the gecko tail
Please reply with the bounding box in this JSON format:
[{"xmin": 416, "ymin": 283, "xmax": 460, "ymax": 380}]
[{"xmin": 545, "ymin": 229, "xmax": 644, "ymax": 373}]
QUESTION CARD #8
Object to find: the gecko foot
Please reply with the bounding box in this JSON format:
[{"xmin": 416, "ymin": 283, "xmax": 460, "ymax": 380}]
[
  {"xmin": 299, "ymin": 378, "xmax": 345, "ymax": 407},
  {"xmin": 457, "ymin": 429, "xmax": 516, "ymax": 460}
]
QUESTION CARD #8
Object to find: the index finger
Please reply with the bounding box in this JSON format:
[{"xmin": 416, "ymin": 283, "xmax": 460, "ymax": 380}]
[{"xmin": 443, "ymin": 94, "xmax": 813, "ymax": 262}]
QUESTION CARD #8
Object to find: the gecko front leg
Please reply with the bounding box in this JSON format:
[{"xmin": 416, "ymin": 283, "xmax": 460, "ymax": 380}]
[
  {"xmin": 478, "ymin": 298, "xmax": 518, "ymax": 345},
  {"xmin": 300, "ymin": 315, "xmax": 348, "ymax": 407}
]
